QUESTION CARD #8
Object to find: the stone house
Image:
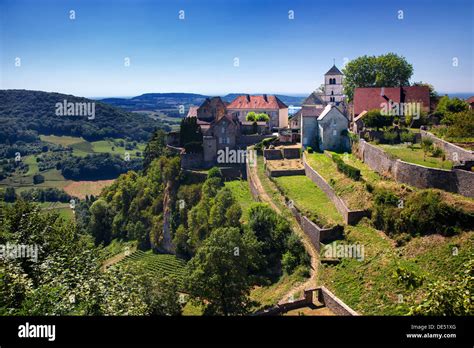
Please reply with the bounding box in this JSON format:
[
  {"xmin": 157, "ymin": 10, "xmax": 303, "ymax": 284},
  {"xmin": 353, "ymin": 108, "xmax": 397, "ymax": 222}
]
[
  {"xmin": 226, "ymin": 94, "xmax": 288, "ymax": 130},
  {"xmin": 202, "ymin": 115, "xmax": 239, "ymax": 164},
  {"xmin": 301, "ymin": 104, "xmax": 350, "ymax": 152}
]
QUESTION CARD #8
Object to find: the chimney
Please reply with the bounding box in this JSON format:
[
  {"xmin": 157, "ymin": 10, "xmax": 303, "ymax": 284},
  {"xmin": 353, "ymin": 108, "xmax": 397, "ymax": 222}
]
[
  {"xmin": 263, "ymin": 94, "xmax": 268, "ymax": 102},
  {"xmin": 246, "ymin": 94, "xmax": 251, "ymax": 102},
  {"xmin": 380, "ymin": 87, "xmax": 385, "ymax": 97}
]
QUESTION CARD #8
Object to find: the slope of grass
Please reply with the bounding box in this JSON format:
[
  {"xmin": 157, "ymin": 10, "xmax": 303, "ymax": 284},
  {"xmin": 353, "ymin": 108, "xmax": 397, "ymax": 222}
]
[
  {"xmin": 305, "ymin": 152, "xmax": 372, "ymax": 210},
  {"xmin": 378, "ymin": 144, "xmax": 453, "ymax": 170},
  {"xmin": 224, "ymin": 179, "xmax": 255, "ymax": 223},
  {"xmin": 273, "ymin": 175, "xmax": 343, "ymax": 226},
  {"xmin": 319, "ymin": 219, "xmax": 473, "ymax": 315}
]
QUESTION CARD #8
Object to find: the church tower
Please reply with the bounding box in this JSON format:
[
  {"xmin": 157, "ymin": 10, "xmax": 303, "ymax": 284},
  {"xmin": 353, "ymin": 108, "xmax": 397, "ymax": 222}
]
[{"xmin": 323, "ymin": 64, "xmax": 344, "ymax": 104}]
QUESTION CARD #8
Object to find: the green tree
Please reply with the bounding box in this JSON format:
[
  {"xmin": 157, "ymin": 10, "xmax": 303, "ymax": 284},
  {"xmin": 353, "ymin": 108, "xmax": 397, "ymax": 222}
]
[
  {"xmin": 246, "ymin": 111, "xmax": 257, "ymax": 122},
  {"xmin": 89, "ymin": 199, "xmax": 113, "ymax": 245},
  {"xmin": 256, "ymin": 113, "xmax": 270, "ymax": 122},
  {"xmin": 363, "ymin": 109, "xmax": 393, "ymax": 130},
  {"xmin": 343, "ymin": 53, "xmax": 413, "ymax": 101},
  {"xmin": 143, "ymin": 129, "xmax": 167, "ymax": 173},
  {"xmin": 209, "ymin": 188, "xmax": 236, "ymax": 229},
  {"xmin": 185, "ymin": 227, "xmax": 259, "ymax": 315},
  {"xmin": 180, "ymin": 117, "xmax": 203, "ymax": 147},
  {"xmin": 436, "ymin": 96, "xmax": 469, "ymax": 117}
]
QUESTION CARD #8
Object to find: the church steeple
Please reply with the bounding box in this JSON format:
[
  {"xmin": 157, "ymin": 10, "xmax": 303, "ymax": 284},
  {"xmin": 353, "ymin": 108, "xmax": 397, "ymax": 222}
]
[{"xmin": 325, "ymin": 64, "xmax": 343, "ymax": 76}]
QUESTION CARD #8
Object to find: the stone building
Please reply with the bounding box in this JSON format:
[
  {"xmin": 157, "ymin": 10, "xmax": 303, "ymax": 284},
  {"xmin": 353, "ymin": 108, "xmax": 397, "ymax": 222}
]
[
  {"xmin": 301, "ymin": 104, "xmax": 349, "ymax": 152},
  {"xmin": 322, "ymin": 64, "xmax": 345, "ymax": 104},
  {"xmin": 226, "ymin": 94, "xmax": 288, "ymax": 130}
]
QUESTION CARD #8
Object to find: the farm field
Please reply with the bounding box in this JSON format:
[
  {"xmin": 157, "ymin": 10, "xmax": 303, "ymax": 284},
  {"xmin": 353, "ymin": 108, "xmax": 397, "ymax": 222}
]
[
  {"xmin": 63, "ymin": 179, "xmax": 115, "ymax": 199},
  {"xmin": 38, "ymin": 201, "xmax": 74, "ymax": 219},
  {"xmin": 273, "ymin": 175, "xmax": 343, "ymax": 226},
  {"xmin": 41, "ymin": 134, "xmax": 145, "ymax": 158},
  {"xmin": 118, "ymin": 250, "xmax": 187, "ymax": 288},
  {"xmin": 377, "ymin": 143, "xmax": 453, "ymax": 170},
  {"xmin": 224, "ymin": 179, "xmax": 255, "ymax": 222},
  {"xmin": 305, "ymin": 151, "xmax": 372, "ymax": 210}
]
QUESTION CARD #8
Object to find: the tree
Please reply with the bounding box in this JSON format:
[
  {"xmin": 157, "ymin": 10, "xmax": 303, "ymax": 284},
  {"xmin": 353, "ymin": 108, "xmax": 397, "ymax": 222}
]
[
  {"xmin": 209, "ymin": 188, "xmax": 236, "ymax": 229},
  {"xmin": 143, "ymin": 129, "xmax": 167, "ymax": 173},
  {"xmin": 246, "ymin": 112, "xmax": 257, "ymax": 122},
  {"xmin": 421, "ymin": 138, "xmax": 433, "ymax": 160},
  {"xmin": 89, "ymin": 199, "xmax": 113, "ymax": 245},
  {"xmin": 185, "ymin": 227, "xmax": 259, "ymax": 315},
  {"xmin": 363, "ymin": 109, "xmax": 393, "ymax": 130},
  {"xmin": 436, "ymin": 96, "xmax": 469, "ymax": 119},
  {"xmin": 412, "ymin": 81, "xmax": 438, "ymax": 98},
  {"xmin": 32, "ymin": 174, "xmax": 45, "ymax": 185},
  {"xmin": 179, "ymin": 117, "xmax": 202, "ymax": 147},
  {"xmin": 343, "ymin": 53, "xmax": 413, "ymax": 101},
  {"xmin": 207, "ymin": 167, "xmax": 222, "ymax": 180},
  {"xmin": 255, "ymin": 113, "xmax": 270, "ymax": 122}
]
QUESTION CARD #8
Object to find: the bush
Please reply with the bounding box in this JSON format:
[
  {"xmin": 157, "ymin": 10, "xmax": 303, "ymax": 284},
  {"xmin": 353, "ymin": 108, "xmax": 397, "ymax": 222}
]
[
  {"xmin": 332, "ymin": 155, "xmax": 361, "ymax": 181},
  {"xmin": 306, "ymin": 146, "xmax": 313, "ymax": 153},
  {"xmin": 207, "ymin": 167, "xmax": 222, "ymax": 180},
  {"xmin": 383, "ymin": 131, "xmax": 398, "ymax": 144},
  {"xmin": 33, "ymin": 174, "xmax": 45, "ymax": 185},
  {"xmin": 372, "ymin": 189, "xmax": 473, "ymax": 237},
  {"xmin": 400, "ymin": 131, "xmax": 415, "ymax": 144},
  {"xmin": 431, "ymin": 146, "xmax": 444, "ymax": 158}
]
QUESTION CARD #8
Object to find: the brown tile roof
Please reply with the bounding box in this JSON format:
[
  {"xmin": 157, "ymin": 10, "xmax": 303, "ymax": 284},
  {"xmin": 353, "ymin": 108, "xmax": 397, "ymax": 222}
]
[
  {"xmin": 353, "ymin": 86, "xmax": 430, "ymax": 116},
  {"xmin": 227, "ymin": 94, "xmax": 287, "ymax": 109},
  {"xmin": 465, "ymin": 96, "xmax": 474, "ymax": 104}
]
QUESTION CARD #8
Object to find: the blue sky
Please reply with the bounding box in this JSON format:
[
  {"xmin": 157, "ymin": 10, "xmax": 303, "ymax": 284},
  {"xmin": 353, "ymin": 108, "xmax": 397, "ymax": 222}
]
[{"xmin": 0, "ymin": 0, "xmax": 472, "ymax": 97}]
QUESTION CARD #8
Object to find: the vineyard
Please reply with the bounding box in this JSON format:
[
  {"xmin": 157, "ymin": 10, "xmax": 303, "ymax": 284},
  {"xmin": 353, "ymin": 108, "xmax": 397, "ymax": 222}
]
[{"xmin": 118, "ymin": 250, "xmax": 187, "ymax": 288}]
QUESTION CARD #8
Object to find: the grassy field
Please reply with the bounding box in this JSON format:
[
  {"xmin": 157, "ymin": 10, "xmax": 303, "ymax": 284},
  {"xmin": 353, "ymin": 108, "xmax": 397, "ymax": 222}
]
[
  {"xmin": 40, "ymin": 134, "xmax": 86, "ymax": 146},
  {"xmin": 378, "ymin": 144, "xmax": 453, "ymax": 170},
  {"xmin": 41, "ymin": 134, "xmax": 145, "ymax": 158},
  {"xmin": 305, "ymin": 152, "xmax": 373, "ymax": 210},
  {"xmin": 224, "ymin": 179, "xmax": 255, "ymax": 222},
  {"xmin": 319, "ymin": 219, "xmax": 473, "ymax": 315},
  {"xmin": 63, "ymin": 179, "xmax": 115, "ymax": 199},
  {"xmin": 38, "ymin": 201, "xmax": 74, "ymax": 220},
  {"xmin": 273, "ymin": 175, "xmax": 343, "ymax": 226}
]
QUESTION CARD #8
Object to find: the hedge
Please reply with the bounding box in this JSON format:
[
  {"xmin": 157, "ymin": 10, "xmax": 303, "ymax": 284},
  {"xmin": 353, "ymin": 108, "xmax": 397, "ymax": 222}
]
[{"xmin": 331, "ymin": 154, "xmax": 361, "ymax": 181}]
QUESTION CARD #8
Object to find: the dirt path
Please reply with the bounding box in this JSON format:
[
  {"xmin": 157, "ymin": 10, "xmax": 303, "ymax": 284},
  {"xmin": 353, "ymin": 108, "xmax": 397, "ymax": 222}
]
[
  {"xmin": 248, "ymin": 164, "xmax": 319, "ymax": 305},
  {"xmin": 100, "ymin": 245, "xmax": 137, "ymax": 271}
]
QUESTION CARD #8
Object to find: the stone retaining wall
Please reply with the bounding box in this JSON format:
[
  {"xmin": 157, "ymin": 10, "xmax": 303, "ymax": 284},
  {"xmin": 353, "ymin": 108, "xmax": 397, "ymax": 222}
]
[
  {"xmin": 263, "ymin": 149, "xmax": 283, "ymax": 160},
  {"xmin": 317, "ymin": 286, "xmax": 359, "ymax": 316},
  {"xmin": 254, "ymin": 287, "xmax": 358, "ymax": 316},
  {"xmin": 421, "ymin": 130, "xmax": 474, "ymax": 162},
  {"xmin": 266, "ymin": 168, "xmax": 305, "ymax": 177},
  {"xmin": 303, "ymin": 154, "xmax": 368, "ymax": 225},
  {"xmin": 357, "ymin": 140, "xmax": 474, "ymax": 198}
]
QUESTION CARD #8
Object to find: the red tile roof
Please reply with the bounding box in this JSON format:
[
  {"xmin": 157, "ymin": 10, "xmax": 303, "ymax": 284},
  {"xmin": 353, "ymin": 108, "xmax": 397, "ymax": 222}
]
[
  {"xmin": 227, "ymin": 94, "xmax": 287, "ymax": 110},
  {"xmin": 466, "ymin": 96, "xmax": 474, "ymax": 104},
  {"xmin": 353, "ymin": 86, "xmax": 430, "ymax": 116}
]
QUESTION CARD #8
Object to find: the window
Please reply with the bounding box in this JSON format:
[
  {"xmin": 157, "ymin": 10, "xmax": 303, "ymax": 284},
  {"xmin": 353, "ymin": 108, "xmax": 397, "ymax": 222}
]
[
  {"xmin": 331, "ymin": 91, "xmax": 334, "ymax": 95},
  {"xmin": 333, "ymin": 130, "xmax": 337, "ymax": 136}
]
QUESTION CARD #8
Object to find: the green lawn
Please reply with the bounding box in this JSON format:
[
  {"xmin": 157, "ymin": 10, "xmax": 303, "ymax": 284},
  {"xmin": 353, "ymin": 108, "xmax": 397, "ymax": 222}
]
[
  {"xmin": 305, "ymin": 152, "xmax": 372, "ymax": 210},
  {"xmin": 23, "ymin": 155, "xmax": 39, "ymax": 176},
  {"xmin": 91, "ymin": 140, "xmax": 145, "ymax": 158},
  {"xmin": 378, "ymin": 144, "xmax": 453, "ymax": 170},
  {"xmin": 274, "ymin": 175, "xmax": 343, "ymax": 226},
  {"xmin": 224, "ymin": 179, "xmax": 255, "ymax": 223}
]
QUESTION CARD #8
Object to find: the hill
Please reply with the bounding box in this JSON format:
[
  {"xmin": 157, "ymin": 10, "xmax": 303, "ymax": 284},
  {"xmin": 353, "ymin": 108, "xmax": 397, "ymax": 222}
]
[
  {"xmin": 0, "ymin": 89, "xmax": 167, "ymax": 143},
  {"xmin": 98, "ymin": 92, "xmax": 305, "ymax": 117}
]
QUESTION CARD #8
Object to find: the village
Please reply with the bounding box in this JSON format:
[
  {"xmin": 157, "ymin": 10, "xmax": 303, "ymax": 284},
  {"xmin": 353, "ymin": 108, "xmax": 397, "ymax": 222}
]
[{"xmin": 166, "ymin": 63, "xmax": 474, "ymax": 200}]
